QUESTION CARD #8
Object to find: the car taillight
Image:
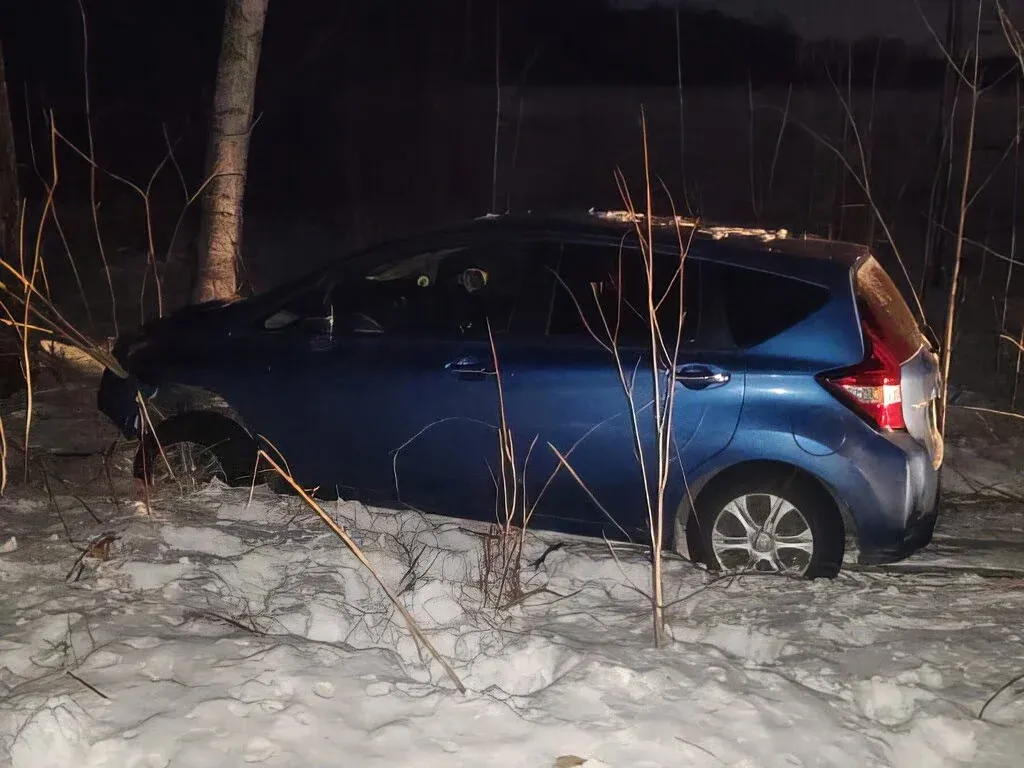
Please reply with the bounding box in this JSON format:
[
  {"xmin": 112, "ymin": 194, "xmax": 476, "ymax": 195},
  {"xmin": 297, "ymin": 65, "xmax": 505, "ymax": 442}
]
[{"xmin": 821, "ymin": 323, "xmax": 906, "ymax": 431}]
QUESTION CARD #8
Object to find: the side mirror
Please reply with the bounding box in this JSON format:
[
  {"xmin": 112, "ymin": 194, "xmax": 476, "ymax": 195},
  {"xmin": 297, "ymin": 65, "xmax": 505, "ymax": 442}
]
[{"xmin": 263, "ymin": 308, "xmax": 334, "ymax": 335}]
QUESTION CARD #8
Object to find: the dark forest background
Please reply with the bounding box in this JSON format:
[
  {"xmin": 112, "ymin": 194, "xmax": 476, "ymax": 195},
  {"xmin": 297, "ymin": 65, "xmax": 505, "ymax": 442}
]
[
  {"xmin": 3, "ymin": 0, "xmax": 1011, "ymax": 206},
  {"xmin": 2, "ymin": 1, "xmax": 1024, "ymax": 403}
]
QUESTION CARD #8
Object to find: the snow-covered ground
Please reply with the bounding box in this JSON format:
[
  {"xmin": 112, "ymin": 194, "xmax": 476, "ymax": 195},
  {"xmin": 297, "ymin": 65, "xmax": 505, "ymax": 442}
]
[{"xmin": 1, "ymin": 360, "xmax": 1024, "ymax": 767}]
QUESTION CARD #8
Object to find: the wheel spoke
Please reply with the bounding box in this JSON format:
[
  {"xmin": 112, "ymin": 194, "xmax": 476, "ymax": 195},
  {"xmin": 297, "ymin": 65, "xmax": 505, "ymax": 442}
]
[
  {"xmin": 711, "ymin": 534, "xmax": 751, "ymax": 551},
  {"xmin": 723, "ymin": 497, "xmax": 758, "ymax": 535},
  {"xmin": 774, "ymin": 530, "xmax": 814, "ymax": 554},
  {"xmin": 763, "ymin": 496, "xmax": 794, "ymax": 535}
]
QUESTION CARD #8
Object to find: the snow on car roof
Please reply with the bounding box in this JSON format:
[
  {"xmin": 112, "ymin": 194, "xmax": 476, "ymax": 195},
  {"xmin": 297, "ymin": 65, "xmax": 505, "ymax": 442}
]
[{"xmin": 587, "ymin": 208, "xmax": 791, "ymax": 242}]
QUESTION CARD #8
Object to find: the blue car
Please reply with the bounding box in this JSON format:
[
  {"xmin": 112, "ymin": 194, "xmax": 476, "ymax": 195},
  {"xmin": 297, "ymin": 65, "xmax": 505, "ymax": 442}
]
[{"xmin": 98, "ymin": 211, "xmax": 943, "ymax": 578}]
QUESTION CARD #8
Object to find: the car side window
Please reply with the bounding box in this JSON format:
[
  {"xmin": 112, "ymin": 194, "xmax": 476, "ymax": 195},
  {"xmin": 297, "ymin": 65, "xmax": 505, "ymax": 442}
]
[
  {"xmin": 262, "ymin": 282, "xmax": 333, "ymax": 332},
  {"xmin": 335, "ymin": 241, "xmax": 544, "ymax": 339},
  {"xmin": 547, "ymin": 241, "xmax": 701, "ymax": 348}
]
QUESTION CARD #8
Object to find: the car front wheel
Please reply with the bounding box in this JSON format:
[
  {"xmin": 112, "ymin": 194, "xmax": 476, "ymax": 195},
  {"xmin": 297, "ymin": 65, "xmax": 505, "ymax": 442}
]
[
  {"xmin": 686, "ymin": 468, "xmax": 844, "ymax": 579},
  {"xmin": 134, "ymin": 411, "xmax": 261, "ymax": 492}
]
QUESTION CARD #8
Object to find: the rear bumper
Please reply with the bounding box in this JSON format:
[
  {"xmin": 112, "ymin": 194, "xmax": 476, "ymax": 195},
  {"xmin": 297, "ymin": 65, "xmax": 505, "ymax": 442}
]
[
  {"xmin": 857, "ymin": 483, "xmax": 939, "ymax": 564},
  {"xmin": 850, "ymin": 429, "xmax": 942, "ymax": 565}
]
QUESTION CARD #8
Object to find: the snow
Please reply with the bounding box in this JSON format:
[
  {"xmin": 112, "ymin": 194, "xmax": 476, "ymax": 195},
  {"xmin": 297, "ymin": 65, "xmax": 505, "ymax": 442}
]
[{"xmin": 1, "ymin": 376, "xmax": 1024, "ymax": 766}]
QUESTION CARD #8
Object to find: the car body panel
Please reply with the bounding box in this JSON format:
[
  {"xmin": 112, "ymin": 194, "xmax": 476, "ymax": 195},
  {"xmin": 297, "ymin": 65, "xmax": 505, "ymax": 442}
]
[
  {"xmin": 98, "ymin": 212, "xmax": 942, "ymax": 566},
  {"xmin": 460, "ymin": 341, "xmax": 747, "ymax": 543}
]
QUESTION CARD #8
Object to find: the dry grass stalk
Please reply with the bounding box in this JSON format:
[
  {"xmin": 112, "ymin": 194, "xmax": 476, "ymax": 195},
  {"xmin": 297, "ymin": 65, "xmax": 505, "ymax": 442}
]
[
  {"xmin": 54, "ymin": 129, "xmax": 171, "ymax": 321},
  {"xmin": 1015, "ymin": 326, "xmax": 1024, "ymax": 408},
  {"xmin": 19, "ymin": 118, "xmax": 63, "ymax": 480},
  {"xmin": 75, "ymin": 0, "xmax": 118, "ymax": 334},
  {"xmin": 0, "ymin": 115, "xmax": 128, "ymax": 380},
  {"xmin": 0, "ymin": 253, "xmax": 126, "ymax": 376},
  {"xmin": 0, "ymin": 158, "xmax": 133, "ymax": 495},
  {"xmin": 490, "ymin": 0, "xmax": 502, "ymax": 213},
  {"xmin": 480, "ymin": 316, "xmax": 525, "ymax": 608},
  {"xmin": 776, "ymin": 78, "xmax": 926, "ymax": 325},
  {"xmin": 997, "ymin": 79, "xmax": 1021, "ymax": 378},
  {"xmin": 479, "ymin": 320, "xmax": 623, "ymax": 610},
  {"xmin": 549, "ymin": 111, "xmax": 694, "ymax": 647},
  {"xmin": 255, "ymin": 448, "xmax": 466, "ymax": 693},
  {"xmin": 938, "ymin": 2, "xmax": 984, "ymax": 434},
  {"xmin": 54, "ymin": 121, "xmax": 225, "ymax": 324},
  {"xmin": 0, "ymin": 406, "xmax": 6, "ymax": 493},
  {"xmin": 999, "ymin": 3, "xmax": 1024, "ymax": 405}
]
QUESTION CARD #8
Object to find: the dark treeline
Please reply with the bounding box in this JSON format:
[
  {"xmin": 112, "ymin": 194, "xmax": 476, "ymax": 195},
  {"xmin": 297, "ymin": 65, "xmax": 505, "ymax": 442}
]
[
  {"xmin": 4, "ymin": 1, "xmax": 1014, "ymax": 118},
  {"xmin": 0, "ymin": 0, "xmax": 1016, "ymax": 205}
]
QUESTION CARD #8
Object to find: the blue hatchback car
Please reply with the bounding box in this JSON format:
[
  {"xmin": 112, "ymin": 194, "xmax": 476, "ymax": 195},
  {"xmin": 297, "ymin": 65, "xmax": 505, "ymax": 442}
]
[{"xmin": 98, "ymin": 211, "xmax": 943, "ymax": 578}]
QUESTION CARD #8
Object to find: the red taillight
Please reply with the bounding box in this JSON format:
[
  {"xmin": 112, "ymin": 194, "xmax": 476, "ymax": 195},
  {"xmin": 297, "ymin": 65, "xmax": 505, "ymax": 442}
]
[{"xmin": 821, "ymin": 323, "xmax": 906, "ymax": 431}]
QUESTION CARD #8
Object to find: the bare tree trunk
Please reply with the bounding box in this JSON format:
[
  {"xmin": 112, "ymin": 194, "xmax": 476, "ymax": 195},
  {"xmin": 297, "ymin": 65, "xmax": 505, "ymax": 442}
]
[
  {"xmin": 194, "ymin": 0, "xmax": 269, "ymax": 304},
  {"xmin": 0, "ymin": 41, "xmax": 19, "ymax": 263}
]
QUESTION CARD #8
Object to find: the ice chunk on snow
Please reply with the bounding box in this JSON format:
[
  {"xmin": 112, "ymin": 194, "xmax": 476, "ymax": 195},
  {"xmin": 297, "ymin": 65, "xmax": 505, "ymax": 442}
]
[
  {"xmin": 855, "ymin": 677, "xmax": 932, "ymax": 726},
  {"xmin": 160, "ymin": 525, "xmax": 247, "ymax": 557}
]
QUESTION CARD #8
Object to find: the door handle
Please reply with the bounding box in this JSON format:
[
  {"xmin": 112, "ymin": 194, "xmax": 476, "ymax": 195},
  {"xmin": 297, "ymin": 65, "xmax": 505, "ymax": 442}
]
[
  {"xmin": 445, "ymin": 356, "xmax": 496, "ymax": 380},
  {"xmin": 674, "ymin": 364, "xmax": 730, "ymax": 390}
]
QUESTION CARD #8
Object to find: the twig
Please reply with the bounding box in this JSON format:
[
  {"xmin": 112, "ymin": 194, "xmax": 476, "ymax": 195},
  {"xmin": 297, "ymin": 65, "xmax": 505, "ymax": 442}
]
[
  {"xmin": 530, "ymin": 541, "xmax": 565, "ymax": 570},
  {"xmin": 21, "ymin": 119, "xmax": 59, "ymax": 480},
  {"xmin": 767, "ymin": 84, "xmax": 792, "ymax": 200},
  {"xmin": 76, "ymin": 0, "xmax": 117, "ymax": 334},
  {"xmin": 950, "ymin": 404, "xmax": 1024, "ymax": 422},
  {"xmin": 66, "ymin": 670, "xmax": 109, "ymax": 700},
  {"xmin": 490, "ymin": 0, "xmax": 502, "ymax": 213},
  {"xmin": 257, "ymin": 449, "xmax": 466, "ymax": 693},
  {"xmin": 194, "ymin": 609, "xmax": 268, "ymax": 637},
  {"xmin": 498, "ymin": 586, "xmax": 580, "ymax": 612},
  {"xmin": 769, "ymin": 105, "xmax": 926, "ymax": 326},
  {"xmin": 979, "ymin": 670, "xmax": 1024, "ymax": 721},
  {"xmin": 939, "ymin": 2, "xmax": 984, "ymax": 435},
  {"xmin": 675, "ymin": 736, "xmax": 723, "ymax": 764}
]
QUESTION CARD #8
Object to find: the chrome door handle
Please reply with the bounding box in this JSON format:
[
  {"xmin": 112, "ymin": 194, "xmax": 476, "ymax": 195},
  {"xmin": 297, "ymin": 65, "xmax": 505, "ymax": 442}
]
[
  {"xmin": 674, "ymin": 365, "xmax": 730, "ymax": 390},
  {"xmin": 445, "ymin": 357, "xmax": 496, "ymax": 379}
]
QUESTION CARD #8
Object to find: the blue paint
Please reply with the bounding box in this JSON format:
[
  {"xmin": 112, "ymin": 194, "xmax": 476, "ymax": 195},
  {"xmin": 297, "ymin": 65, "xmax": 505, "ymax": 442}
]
[{"xmin": 97, "ymin": 213, "xmax": 942, "ymax": 565}]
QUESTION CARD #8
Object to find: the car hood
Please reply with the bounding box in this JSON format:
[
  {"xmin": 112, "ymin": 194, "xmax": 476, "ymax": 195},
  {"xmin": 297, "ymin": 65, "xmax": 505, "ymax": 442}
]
[{"xmin": 113, "ymin": 274, "xmax": 329, "ymax": 363}]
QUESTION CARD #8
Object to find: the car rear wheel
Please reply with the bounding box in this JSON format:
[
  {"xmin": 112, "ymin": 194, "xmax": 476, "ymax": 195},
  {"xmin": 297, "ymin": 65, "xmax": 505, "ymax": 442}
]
[
  {"xmin": 686, "ymin": 468, "xmax": 844, "ymax": 579},
  {"xmin": 134, "ymin": 412, "xmax": 261, "ymax": 492}
]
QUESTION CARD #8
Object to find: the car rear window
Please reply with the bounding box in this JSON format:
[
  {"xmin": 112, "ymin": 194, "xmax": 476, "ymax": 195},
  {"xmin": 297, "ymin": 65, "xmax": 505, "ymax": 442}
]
[
  {"xmin": 717, "ymin": 264, "xmax": 831, "ymax": 348},
  {"xmin": 855, "ymin": 257, "xmax": 923, "ymax": 362}
]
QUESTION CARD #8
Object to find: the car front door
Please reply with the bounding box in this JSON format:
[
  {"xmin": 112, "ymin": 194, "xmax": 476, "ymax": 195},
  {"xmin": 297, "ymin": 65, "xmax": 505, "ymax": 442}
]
[{"xmin": 261, "ymin": 236, "xmax": 551, "ymax": 520}]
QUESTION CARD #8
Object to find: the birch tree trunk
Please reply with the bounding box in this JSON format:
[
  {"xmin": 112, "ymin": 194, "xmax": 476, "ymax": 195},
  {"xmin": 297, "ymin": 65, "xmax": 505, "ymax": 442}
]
[
  {"xmin": 0, "ymin": 41, "xmax": 19, "ymax": 264},
  {"xmin": 194, "ymin": 0, "xmax": 269, "ymax": 304}
]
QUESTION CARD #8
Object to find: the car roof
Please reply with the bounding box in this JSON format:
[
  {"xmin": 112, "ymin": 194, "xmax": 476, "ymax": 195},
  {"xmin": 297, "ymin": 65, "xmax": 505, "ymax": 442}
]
[
  {"xmin": 322, "ymin": 209, "xmax": 870, "ymax": 289},
  {"xmin": 454, "ymin": 210, "xmax": 870, "ymax": 283}
]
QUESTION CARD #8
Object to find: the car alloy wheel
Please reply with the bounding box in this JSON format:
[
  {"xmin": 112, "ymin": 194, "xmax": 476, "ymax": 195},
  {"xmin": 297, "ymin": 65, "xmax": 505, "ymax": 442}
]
[
  {"xmin": 710, "ymin": 493, "xmax": 814, "ymax": 575},
  {"xmin": 149, "ymin": 440, "xmax": 227, "ymax": 494}
]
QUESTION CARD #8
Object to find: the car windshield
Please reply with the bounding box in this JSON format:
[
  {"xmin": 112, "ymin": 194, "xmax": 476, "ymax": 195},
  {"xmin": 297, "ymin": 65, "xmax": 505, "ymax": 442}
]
[{"xmin": 365, "ymin": 247, "xmax": 467, "ymax": 284}]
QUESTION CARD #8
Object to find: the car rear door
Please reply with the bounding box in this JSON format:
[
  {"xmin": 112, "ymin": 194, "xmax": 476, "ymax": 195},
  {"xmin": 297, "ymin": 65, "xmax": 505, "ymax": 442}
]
[{"xmin": 503, "ymin": 238, "xmax": 745, "ymax": 542}]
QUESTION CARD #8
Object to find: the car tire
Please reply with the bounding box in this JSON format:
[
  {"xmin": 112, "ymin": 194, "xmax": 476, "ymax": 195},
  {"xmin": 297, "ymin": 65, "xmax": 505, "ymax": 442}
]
[
  {"xmin": 685, "ymin": 467, "xmax": 844, "ymax": 579},
  {"xmin": 134, "ymin": 411, "xmax": 262, "ymax": 488}
]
